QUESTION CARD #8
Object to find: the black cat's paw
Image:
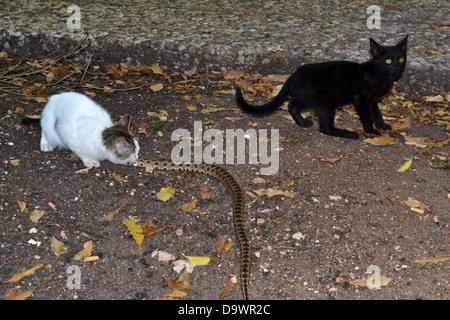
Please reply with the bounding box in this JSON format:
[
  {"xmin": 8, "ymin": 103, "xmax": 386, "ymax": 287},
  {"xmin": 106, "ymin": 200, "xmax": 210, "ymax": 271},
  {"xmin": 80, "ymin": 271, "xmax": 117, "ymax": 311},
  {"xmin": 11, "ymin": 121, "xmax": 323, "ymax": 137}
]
[
  {"xmin": 298, "ymin": 118, "xmax": 313, "ymax": 128},
  {"xmin": 364, "ymin": 130, "xmax": 381, "ymax": 138},
  {"xmin": 344, "ymin": 131, "xmax": 360, "ymax": 139},
  {"xmin": 376, "ymin": 123, "xmax": 392, "ymax": 130}
]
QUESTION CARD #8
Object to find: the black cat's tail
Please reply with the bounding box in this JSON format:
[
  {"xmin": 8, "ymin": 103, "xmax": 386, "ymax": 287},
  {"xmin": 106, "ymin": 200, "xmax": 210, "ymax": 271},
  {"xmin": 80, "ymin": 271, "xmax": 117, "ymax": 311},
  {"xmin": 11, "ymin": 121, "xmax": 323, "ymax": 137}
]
[
  {"xmin": 235, "ymin": 76, "xmax": 292, "ymax": 115},
  {"xmin": 21, "ymin": 117, "xmax": 41, "ymax": 130}
]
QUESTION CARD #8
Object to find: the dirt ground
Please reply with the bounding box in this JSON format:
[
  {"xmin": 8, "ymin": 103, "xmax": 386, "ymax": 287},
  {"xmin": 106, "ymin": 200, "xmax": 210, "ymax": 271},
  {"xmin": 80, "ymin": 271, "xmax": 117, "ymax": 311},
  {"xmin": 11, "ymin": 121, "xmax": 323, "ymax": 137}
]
[{"xmin": 0, "ymin": 54, "xmax": 448, "ymax": 302}]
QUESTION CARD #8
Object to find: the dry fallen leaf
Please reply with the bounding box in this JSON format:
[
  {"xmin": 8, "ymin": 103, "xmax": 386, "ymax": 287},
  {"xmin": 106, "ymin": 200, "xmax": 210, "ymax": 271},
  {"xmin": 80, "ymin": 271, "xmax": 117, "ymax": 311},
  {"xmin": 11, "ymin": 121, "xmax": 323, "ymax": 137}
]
[
  {"xmin": 181, "ymin": 197, "xmax": 197, "ymax": 213},
  {"xmin": 113, "ymin": 173, "xmax": 128, "ymax": 182},
  {"xmin": 30, "ymin": 209, "xmax": 45, "ymax": 223},
  {"xmin": 157, "ymin": 186, "xmax": 176, "ymax": 202},
  {"xmin": 252, "ymin": 177, "xmax": 266, "ymax": 184},
  {"xmin": 122, "ymin": 217, "xmax": 144, "ymax": 250},
  {"xmin": 99, "ymin": 207, "xmax": 121, "ymax": 222},
  {"xmin": 2, "ymin": 264, "xmax": 43, "ymax": 283},
  {"xmin": 395, "ymin": 156, "xmax": 413, "ymax": 173},
  {"xmin": 72, "ymin": 240, "xmax": 93, "ymax": 260},
  {"xmin": 200, "ymin": 186, "xmax": 211, "ymax": 200},
  {"xmin": 216, "ymin": 236, "xmax": 228, "ymax": 255},
  {"xmin": 147, "ymin": 109, "xmax": 168, "ymax": 118},
  {"xmin": 142, "ymin": 220, "xmax": 175, "ymax": 239},
  {"xmin": 363, "ymin": 135, "xmax": 397, "ymax": 146},
  {"xmin": 319, "ymin": 153, "xmax": 345, "ymax": 163},
  {"xmin": 51, "ymin": 236, "xmax": 66, "ymax": 257},
  {"xmin": 349, "ymin": 275, "xmax": 392, "ymax": 287},
  {"xmin": 218, "ymin": 277, "xmax": 235, "ymax": 300},
  {"xmin": 150, "ymin": 83, "xmax": 164, "ymax": 92},
  {"xmin": 3, "ymin": 288, "xmax": 34, "ymax": 300},
  {"xmin": 13, "ymin": 198, "xmax": 27, "ymax": 212},
  {"xmin": 281, "ymin": 179, "xmax": 295, "ymax": 188},
  {"xmin": 416, "ymin": 255, "xmax": 450, "ymax": 265},
  {"xmin": 252, "ymin": 187, "xmax": 296, "ymax": 198}
]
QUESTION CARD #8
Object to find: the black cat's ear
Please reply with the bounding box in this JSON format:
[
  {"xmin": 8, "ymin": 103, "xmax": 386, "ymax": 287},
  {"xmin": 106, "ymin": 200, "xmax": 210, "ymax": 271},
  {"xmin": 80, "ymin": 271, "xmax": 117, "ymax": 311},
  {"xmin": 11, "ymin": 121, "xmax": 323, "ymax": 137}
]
[
  {"xmin": 397, "ymin": 34, "xmax": 408, "ymax": 52},
  {"xmin": 115, "ymin": 115, "xmax": 131, "ymax": 130},
  {"xmin": 369, "ymin": 38, "xmax": 384, "ymax": 58}
]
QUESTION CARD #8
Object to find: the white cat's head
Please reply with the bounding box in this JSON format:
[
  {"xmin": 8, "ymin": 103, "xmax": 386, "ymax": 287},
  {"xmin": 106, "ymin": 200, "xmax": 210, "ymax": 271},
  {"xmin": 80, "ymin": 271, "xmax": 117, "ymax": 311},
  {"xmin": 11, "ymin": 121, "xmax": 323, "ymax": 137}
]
[{"xmin": 102, "ymin": 115, "xmax": 140, "ymax": 165}]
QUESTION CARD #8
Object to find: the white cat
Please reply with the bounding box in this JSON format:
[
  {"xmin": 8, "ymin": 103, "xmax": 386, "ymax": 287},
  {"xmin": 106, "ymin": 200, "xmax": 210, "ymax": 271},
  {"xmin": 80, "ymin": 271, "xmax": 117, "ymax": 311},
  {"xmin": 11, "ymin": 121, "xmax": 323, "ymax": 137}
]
[{"xmin": 34, "ymin": 92, "xmax": 139, "ymax": 168}]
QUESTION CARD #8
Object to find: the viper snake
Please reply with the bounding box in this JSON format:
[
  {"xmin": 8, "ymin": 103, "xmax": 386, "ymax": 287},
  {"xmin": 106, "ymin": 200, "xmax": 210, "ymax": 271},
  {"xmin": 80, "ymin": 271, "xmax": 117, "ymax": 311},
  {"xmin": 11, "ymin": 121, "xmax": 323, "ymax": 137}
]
[{"xmin": 136, "ymin": 158, "xmax": 251, "ymax": 300}]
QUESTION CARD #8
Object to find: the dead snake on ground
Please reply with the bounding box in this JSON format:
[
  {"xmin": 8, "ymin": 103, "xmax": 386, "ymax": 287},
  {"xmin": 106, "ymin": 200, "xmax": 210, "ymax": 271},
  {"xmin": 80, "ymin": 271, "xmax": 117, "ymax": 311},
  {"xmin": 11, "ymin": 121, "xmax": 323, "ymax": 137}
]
[{"xmin": 136, "ymin": 158, "xmax": 250, "ymax": 300}]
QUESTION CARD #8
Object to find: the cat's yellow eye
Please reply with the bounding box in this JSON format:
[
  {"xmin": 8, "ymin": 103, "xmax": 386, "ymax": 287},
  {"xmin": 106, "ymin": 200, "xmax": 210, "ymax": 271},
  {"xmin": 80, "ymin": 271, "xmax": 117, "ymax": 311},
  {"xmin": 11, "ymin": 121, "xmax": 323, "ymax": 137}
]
[
  {"xmin": 399, "ymin": 58, "xmax": 405, "ymax": 63},
  {"xmin": 386, "ymin": 59, "xmax": 392, "ymax": 64}
]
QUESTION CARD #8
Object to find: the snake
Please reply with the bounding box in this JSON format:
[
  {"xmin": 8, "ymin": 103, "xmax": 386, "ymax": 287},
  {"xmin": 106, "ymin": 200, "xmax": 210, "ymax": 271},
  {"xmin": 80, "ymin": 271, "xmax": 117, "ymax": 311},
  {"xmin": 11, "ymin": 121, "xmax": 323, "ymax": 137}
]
[{"xmin": 136, "ymin": 158, "xmax": 251, "ymax": 300}]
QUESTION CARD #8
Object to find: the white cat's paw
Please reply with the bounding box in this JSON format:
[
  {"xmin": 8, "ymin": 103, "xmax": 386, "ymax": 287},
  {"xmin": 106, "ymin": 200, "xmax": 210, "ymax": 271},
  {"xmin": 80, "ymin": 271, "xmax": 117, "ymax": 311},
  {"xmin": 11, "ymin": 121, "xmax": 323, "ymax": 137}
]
[
  {"xmin": 41, "ymin": 144, "xmax": 53, "ymax": 152},
  {"xmin": 83, "ymin": 159, "xmax": 101, "ymax": 168}
]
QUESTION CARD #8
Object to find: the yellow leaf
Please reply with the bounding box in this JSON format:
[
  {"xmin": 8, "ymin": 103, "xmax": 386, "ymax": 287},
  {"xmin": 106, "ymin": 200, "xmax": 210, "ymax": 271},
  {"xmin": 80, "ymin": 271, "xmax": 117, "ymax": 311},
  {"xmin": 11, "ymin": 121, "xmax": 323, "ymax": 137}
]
[
  {"xmin": 72, "ymin": 240, "xmax": 93, "ymax": 260},
  {"xmin": 395, "ymin": 156, "xmax": 413, "ymax": 172},
  {"xmin": 122, "ymin": 217, "xmax": 144, "ymax": 250},
  {"xmin": 51, "ymin": 236, "xmax": 66, "ymax": 257},
  {"xmin": 215, "ymin": 236, "xmax": 228, "ymax": 254},
  {"xmin": 320, "ymin": 153, "xmax": 345, "ymax": 163},
  {"xmin": 224, "ymin": 239, "xmax": 234, "ymax": 252},
  {"xmin": 186, "ymin": 104, "xmax": 197, "ymax": 111},
  {"xmin": 150, "ymin": 83, "xmax": 163, "ymax": 92},
  {"xmin": 218, "ymin": 278, "xmax": 235, "ymax": 300},
  {"xmin": 182, "ymin": 197, "xmax": 197, "ymax": 213},
  {"xmin": 99, "ymin": 207, "xmax": 121, "ymax": 222},
  {"xmin": 8, "ymin": 289, "xmax": 34, "ymax": 300},
  {"xmin": 113, "ymin": 173, "xmax": 128, "ymax": 182},
  {"xmin": 200, "ymin": 186, "xmax": 210, "ymax": 200},
  {"xmin": 14, "ymin": 107, "xmax": 25, "ymax": 115},
  {"xmin": 157, "ymin": 186, "xmax": 176, "ymax": 202},
  {"xmin": 224, "ymin": 69, "xmax": 245, "ymax": 80},
  {"xmin": 252, "ymin": 188, "xmax": 296, "ymax": 198},
  {"xmin": 3, "ymin": 264, "xmax": 43, "ymax": 283},
  {"xmin": 103, "ymin": 85, "xmax": 114, "ymax": 93},
  {"xmin": 281, "ymin": 179, "xmax": 294, "ymax": 188},
  {"xmin": 10, "ymin": 159, "xmax": 21, "ymax": 166},
  {"xmin": 416, "ymin": 255, "xmax": 450, "ymax": 265},
  {"xmin": 420, "ymin": 50, "xmax": 443, "ymax": 55},
  {"xmin": 46, "ymin": 71, "xmax": 54, "ymax": 83},
  {"xmin": 252, "ymin": 177, "xmax": 266, "ymax": 184},
  {"xmin": 30, "ymin": 209, "xmax": 45, "ymax": 223},
  {"xmin": 151, "ymin": 64, "xmax": 163, "ymax": 75},
  {"xmin": 363, "ymin": 135, "xmax": 397, "ymax": 146},
  {"xmin": 158, "ymin": 288, "xmax": 189, "ymax": 300},
  {"xmin": 349, "ymin": 276, "xmax": 392, "ymax": 287},
  {"xmin": 180, "ymin": 252, "xmax": 211, "ymax": 266},
  {"xmin": 13, "ymin": 198, "xmax": 27, "ymax": 212},
  {"xmin": 147, "ymin": 109, "xmax": 168, "ymax": 118}
]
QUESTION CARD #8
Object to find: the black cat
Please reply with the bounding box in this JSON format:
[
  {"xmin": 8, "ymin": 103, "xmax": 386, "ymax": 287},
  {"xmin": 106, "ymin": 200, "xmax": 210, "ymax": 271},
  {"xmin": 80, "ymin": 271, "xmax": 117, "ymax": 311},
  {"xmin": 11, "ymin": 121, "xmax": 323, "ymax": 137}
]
[{"xmin": 236, "ymin": 36, "xmax": 408, "ymax": 139}]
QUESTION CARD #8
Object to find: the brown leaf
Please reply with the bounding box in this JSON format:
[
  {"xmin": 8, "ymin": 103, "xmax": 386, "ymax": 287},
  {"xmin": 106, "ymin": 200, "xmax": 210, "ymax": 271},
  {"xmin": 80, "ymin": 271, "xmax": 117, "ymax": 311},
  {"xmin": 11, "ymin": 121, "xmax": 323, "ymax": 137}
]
[
  {"xmin": 2, "ymin": 264, "xmax": 43, "ymax": 283},
  {"xmin": 319, "ymin": 153, "xmax": 345, "ymax": 163},
  {"xmin": 224, "ymin": 69, "xmax": 245, "ymax": 80},
  {"xmin": 215, "ymin": 236, "xmax": 228, "ymax": 255},
  {"xmin": 100, "ymin": 207, "xmax": 121, "ymax": 222},
  {"xmin": 181, "ymin": 197, "xmax": 197, "ymax": 213},
  {"xmin": 13, "ymin": 198, "xmax": 27, "ymax": 212},
  {"xmin": 416, "ymin": 255, "xmax": 450, "ymax": 265},
  {"xmin": 363, "ymin": 135, "xmax": 397, "ymax": 146},
  {"xmin": 72, "ymin": 240, "xmax": 93, "ymax": 260},
  {"xmin": 143, "ymin": 220, "xmax": 175, "ymax": 239},
  {"xmin": 200, "ymin": 186, "xmax": 210, "ymax": 200},
  {"xmin": 218, "ymin": 277, "xmax": 235, "ymax": 300},
  {"xmin": 150, "ymin": 83, "xmax": 164, "ymax": 92}
]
